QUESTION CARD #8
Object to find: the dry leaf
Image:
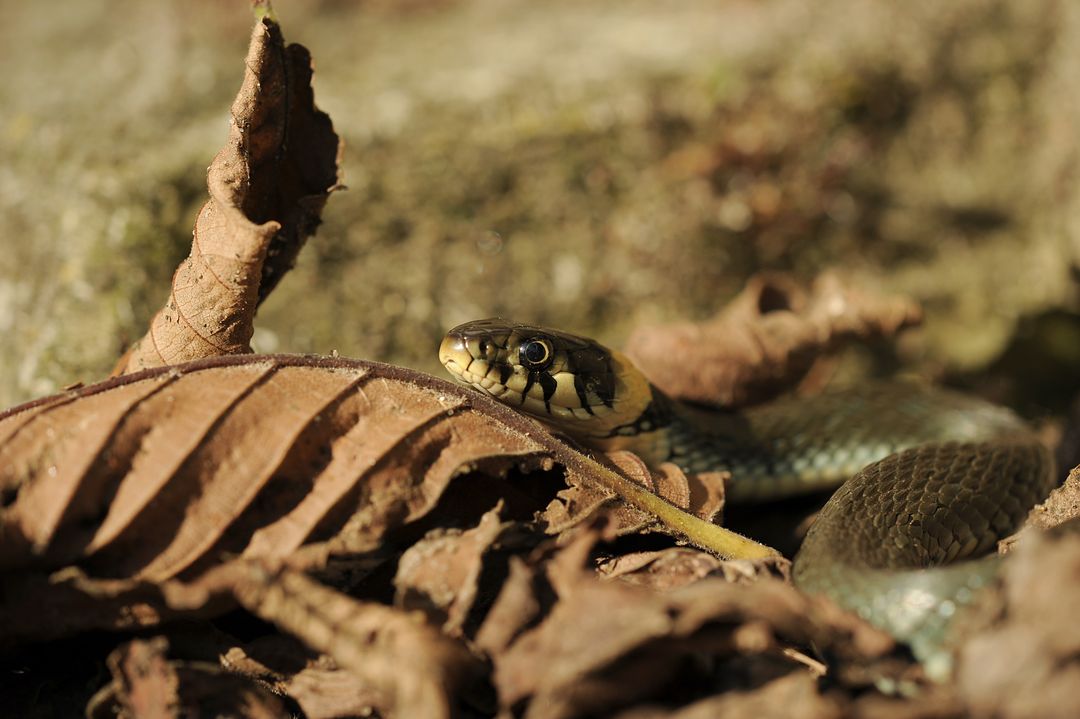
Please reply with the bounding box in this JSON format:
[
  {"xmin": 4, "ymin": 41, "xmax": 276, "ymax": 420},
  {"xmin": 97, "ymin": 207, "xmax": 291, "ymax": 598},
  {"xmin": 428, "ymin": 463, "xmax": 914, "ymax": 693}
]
[
  {"xmin": 949, "ymin": 465, "xmax": 1080, "ymax": 719},
  {"xmin": 954, "ymin": 529, "xmax": 1080, "ymax": 719},
  {"xmin": 87, "ymin": 637, "xmax": 180, "ymax": 719},
  {"xmin": 285, "ymin": 667, "xmax": 389, "ymax": 719},
  {"xmin": 598, "ymin": 547, "xmax": 789, "ymax": 592},
  {"xmin": 0, "ymin": 354, "xmax": 769, "ymax": 646},
  {"xmin": 624, "ymin": 272, "xmax": 922, "ymax": 408},
  {"xmin": 1018, "ymin": 463, "xmax": 1080, "ymax": 532},
  {"xmin": 112, "ymin": 16, "xmax": 341, "ymax": 375},
  {"xmin": 484, "ymin": 528, "xmax": 893, "ymax": 719},
  {"xmin": 613, "ymin": 672, "xmax": 845, "ymax": 719},
  {"xmin": 543, "ymin": 450, "xmax": 727, "ymax": 539},
  {"xmin": 473, "ymin": 555, "xmax": 549, "ymax": 659},
  {"xmin": 219, "ymin": 635, "xmax": 390, "ymax": 719},
  {"xmin": 395, "ymin": 502, "xmax": 537, "ymax": 636},
  {"xmin": 225, "ymin": 559, "xmax": 484, "ymax": 719},
  {"xmin": 86, "ymin": 636, "xmax": 288, "ymax": 719}
]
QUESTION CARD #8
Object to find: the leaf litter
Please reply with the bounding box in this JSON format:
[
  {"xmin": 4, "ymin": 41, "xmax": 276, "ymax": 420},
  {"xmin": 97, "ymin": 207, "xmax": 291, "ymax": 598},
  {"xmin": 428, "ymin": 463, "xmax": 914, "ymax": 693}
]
[{"xmin": 3, "ymin": 5, "xmax": 1080, "ymax": 719}]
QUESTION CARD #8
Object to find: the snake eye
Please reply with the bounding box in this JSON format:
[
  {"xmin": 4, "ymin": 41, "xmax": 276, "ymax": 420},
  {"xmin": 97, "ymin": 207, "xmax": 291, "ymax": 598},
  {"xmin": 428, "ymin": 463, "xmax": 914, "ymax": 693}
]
[{"xmin": 519, "ymin": 338, "xmax": 553, "ymax": 369}]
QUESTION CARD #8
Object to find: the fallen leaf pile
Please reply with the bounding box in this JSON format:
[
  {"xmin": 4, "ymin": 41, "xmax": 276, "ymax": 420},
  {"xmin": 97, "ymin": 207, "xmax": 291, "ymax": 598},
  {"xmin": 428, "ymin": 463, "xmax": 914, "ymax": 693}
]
[
  {"xmin": 0, "ymin": 354, "xmax": 885, "ymax": 717},
  {"xmin": 5, "ymin": 5, "xmax": 1080, "ymax": 719}
]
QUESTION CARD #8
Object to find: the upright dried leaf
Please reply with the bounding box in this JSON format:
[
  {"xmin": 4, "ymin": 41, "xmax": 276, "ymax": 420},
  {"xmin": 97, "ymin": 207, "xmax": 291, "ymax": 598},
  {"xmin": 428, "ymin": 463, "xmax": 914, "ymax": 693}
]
[{"xmin": 113, "ymin": 17, "xmax": 340, "ymax": 375}]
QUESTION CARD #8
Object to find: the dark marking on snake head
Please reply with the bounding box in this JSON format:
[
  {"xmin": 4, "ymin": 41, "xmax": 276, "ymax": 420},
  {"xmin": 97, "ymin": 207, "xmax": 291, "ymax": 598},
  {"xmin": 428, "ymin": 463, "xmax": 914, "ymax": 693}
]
[
  {"xmin": 574, "ymin": 373, "xmax": 595, "ymax": 415},
  {"xmin": 597, "ymin": 382, "xmax": 615, "ymax": 409},
  {"xmin": 538, "ymin": 372, "xmax": 558, "ymax": 413},
  {"xmin": 564, "ymin": 345, "xmax": 615, "ymax": 408},
  {"xmin": 498, "ymin": 363, "xmax": 513, "ymax": 386},
  {"xmin": 587, "ymin": 371, "xmax": 615, "ymax": 410},
  {"xmin": 520, "ymin": 372, "xmax": 537, "ymax": 406}
]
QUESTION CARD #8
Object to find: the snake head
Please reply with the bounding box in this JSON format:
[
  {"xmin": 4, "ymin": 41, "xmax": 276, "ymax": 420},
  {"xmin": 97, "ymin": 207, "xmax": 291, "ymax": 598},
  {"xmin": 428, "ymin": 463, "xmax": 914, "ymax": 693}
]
[{"xmin": 439, "ymin": 318, "xmax": 656, "ymax": 440}]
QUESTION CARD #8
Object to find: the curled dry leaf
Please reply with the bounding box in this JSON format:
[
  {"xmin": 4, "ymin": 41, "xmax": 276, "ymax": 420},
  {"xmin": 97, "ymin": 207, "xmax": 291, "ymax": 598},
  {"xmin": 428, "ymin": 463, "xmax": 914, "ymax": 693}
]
[
  {"xmin": 113, "ymin": 16, "xmax": 341, "ymax": 375},
  {"xmin": 624, "ymin": 272, "xmax": 923, "ymax": 408}
]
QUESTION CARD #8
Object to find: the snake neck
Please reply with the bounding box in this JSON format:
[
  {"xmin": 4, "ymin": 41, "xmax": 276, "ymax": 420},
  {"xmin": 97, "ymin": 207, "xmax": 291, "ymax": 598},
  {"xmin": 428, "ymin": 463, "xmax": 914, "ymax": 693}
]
[
  {"xmin": 585, "ymin": 384, "xmax": 677, "ymax": 457},
  {"xmin": 589, "ymin": 382, "xmax": 1046, "ymax": 504},
  {"xmin": 586, "ymin": 388, "xmax": 758, "ymax": 490}
]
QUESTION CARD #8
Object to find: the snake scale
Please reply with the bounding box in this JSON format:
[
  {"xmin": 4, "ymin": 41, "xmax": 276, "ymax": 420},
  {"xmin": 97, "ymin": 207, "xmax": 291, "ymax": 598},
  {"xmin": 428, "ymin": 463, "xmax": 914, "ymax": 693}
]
[{"xmin": 439, "ymin": 318, "xmax": 1056, "ymax": 676}]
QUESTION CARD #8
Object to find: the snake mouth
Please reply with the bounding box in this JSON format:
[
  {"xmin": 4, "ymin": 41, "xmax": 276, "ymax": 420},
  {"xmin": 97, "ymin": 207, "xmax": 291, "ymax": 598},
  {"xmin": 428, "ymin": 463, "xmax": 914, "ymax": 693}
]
[
  {"xmin": 438, "ymin": 333, "xmax": 516, "ymax": 400},
  {"xmin": 438, "ymin": 333, "xmax": 471, "ymax": 380}
]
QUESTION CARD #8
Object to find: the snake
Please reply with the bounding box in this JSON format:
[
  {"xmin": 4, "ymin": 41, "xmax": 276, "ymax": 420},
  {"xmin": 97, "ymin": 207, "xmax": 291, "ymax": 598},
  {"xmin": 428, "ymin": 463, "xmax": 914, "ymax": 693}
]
[{"xmin": 438, "ymin": 318, "xmax": 1056, "ymax": 677}]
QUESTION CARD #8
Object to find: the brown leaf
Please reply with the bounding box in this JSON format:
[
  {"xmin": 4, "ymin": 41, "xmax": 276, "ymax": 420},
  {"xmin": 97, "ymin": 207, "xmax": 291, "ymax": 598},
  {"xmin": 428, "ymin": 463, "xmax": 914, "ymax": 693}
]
[
  {"xmin": 624, "ymin": 272, "xmax": 922, "ymax": 408},
  {"xmin": 955, "ymin": 528, "xmax": 1080, "ymax": 719},
  {"xmin": 542, "ymin": 453, "xmax": 657, "ymax": 538},
  {"xmin": 998, "ymin": 464, "xmax": 1080, "ymax": 554},
  {"xmin": 394, "ymin": 502, "xmax": 535, "ymax": 636},
  {"xmin": 112, "ymin": 16, "xmax": 341, "ymax": 375},
  {"xmin": 613, "ymin": 672, "xmax": 845, "ymax": 719},
  {"xmin": 542, "ymin": 451, "xmax": 727, "ymax": 538},
  {"xmin": 218, "ymin": 633, "xmax": 316, "ymax": 686},
  {"xmin": 224, "ymin": 558, "xmax": 483, "ymax": 719},
  {"xmin": 473, "ymin": 556, "xmax": 548, "ymax": 658},
  {"xmin": 91, "ymin": 637, "xmax": 179, "ymax": 719},
  {"xmin": 218, "ymin": 635, "xmax": 389, "ymax": 719},
  {"xmin": 0, "ymin": 354, "xmax": 771, "ymax": 645},
  {"xmin": 598, "ymin": 547, "xmax": 789, "ymax": 592},
  {"xmin": 86, "ymin": 636, "xmax": 288, "ymax": 719},
  {"xmin": 1020, "ymin": 463, "xmax": 1080, "ymax": 530},
  {"xmin": 76, "ymin": 558, "xmax": 483, "ymax": 719},
  {"xmin": 285, "ymin": 667, "xmax": 388, "ymax": 719},
  {"xmin": 485, "ymin": 529, "xmax": 892, "ymax": 719}
]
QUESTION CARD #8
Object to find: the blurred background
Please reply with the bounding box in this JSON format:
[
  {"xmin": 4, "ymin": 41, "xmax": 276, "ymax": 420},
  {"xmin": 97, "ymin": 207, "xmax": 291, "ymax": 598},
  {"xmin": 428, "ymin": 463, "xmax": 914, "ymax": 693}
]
[{"xmin": 2, "ymin": 0, "xmax": 1079, "ymax": 414}]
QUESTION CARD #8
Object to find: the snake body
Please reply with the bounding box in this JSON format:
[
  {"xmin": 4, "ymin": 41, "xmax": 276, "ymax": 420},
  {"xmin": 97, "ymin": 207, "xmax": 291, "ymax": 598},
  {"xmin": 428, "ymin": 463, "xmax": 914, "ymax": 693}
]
[{"xmin": 439, "ymin": 319, "xmax": 1056, "ymax": 674}]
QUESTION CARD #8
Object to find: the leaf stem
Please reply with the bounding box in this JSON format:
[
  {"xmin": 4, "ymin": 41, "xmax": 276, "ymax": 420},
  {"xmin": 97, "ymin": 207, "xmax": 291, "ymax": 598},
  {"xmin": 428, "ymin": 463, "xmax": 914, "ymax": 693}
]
[{"xmin": 565, "ymin": 453, "xmax": 782, "ymax": 560}]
